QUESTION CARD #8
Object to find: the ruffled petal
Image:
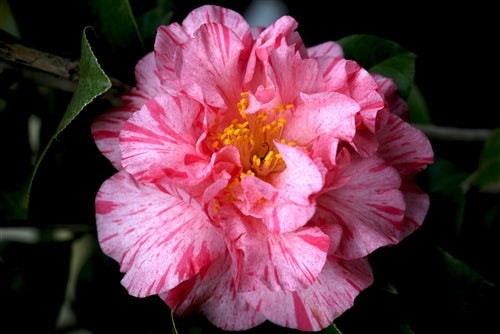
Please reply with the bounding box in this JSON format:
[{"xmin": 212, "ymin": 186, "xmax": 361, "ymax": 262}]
[
  {"xmin": 307, "ymin": 41, "xmax": 344, "ymax": 60},
  {"xmin": 181, "ymin": 4, "xmax": 252, "ymax": 47},
  {"xmin": 95, "ymin": 171, "xmax": 224, "ymax": 297},
  {"xmin": 161, "ymin": 253, "xmax": 267, "ymax": 331},
  {"xmin": 377, "ymin": 113, "xmax": 434, "ymax": 176},
  {"xmin": 91, "ymin": 52, "xmax": 163, "ymax": 170},
  {"xmin": 123, "ymin": 52, "xmax": 163, "ymax": 106},
  {"xmin": 253, "ymin": 15, "xmax": 305, "ymax": 62},
  {"xmin": 91, "ymin": 105, "xmax": 136, "ymax": 170},
  {"xmin": 219, "ymin": 207, "xmax": 329, "ymax": 293},
  {"xmin": 272, "ymin": 142, "xmax": 324, "ymax": 205},
  {"xmin": 119, "ymin": 94, "xmax": 211, "ymax": 185},
  {"xmin": 399, "ymin": 180, "xmax": 430, "ymax": 240},
  {"xmin": 322, "ymin": 58, "xmax": 384, "ymax": 133},
  {"xmin": 154, "ymin": 23, "xmax": 189, "ymax": 82},
  {"xmin": 285, "ymin": 92, "xmax": 359, "ymax": 146},
  {"xmin": 372, "ymin": 73, "xmax": 409, "ymax": 120},
  {"xmin": 235, "ymin": 143, "xmax": 324, "ymax": 233},
  {"xmin": 314, "ymin": 155, "xmax": 406, "ymax": 259},
  {"xmin": 177, "ymin": 22, "xmax": 246, "ymax": 108},
  {"xmin": 241, "ymin": 256, "xmax": 373, "ymax": 331}
]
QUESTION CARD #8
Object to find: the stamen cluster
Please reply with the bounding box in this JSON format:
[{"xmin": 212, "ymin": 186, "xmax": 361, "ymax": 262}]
[{"xmin": 211, "ymin": 92, "xmax": 296, "ymax": 179}]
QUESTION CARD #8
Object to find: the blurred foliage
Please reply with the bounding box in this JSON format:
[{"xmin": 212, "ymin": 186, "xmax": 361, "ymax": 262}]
[{"xmin": 0, "ymin": 0, "xmax": 498, "ymax": 333}]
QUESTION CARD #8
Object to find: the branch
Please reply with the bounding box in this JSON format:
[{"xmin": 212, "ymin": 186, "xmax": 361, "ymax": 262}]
[{"xmin": 414, "ymin": 123, "xmax": 493, "ymax": 142}]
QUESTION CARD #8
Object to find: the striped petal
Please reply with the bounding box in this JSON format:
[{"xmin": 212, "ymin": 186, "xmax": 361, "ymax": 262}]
[
  {"xmin": 286, "ymin": 92, "xmax": 359, "ymax": 146},
  {"xmin": 91, "ymin": 105, "xmax": 136, "ymax": 170},
  {"xmin": 234, "ymin": 143, "xmax": 324, "ymax": 233},
  {"xmin": 181, "ymin": 5, "xmax": 252, "ymax": 47},
  {"xmin": 400, "ymin": 180, "xmax": 431, "ymax": 239},
  {"xmin": 314, "ymin": 155, "xmax": 406, "ymax": 259},
  {"xmin": 372, "ymin": 73, "xmax": 409, "ymax": 120},
  {"xmin": 241, "ymin": 256, "xmax": 374, "ymax": 331},
  {"xmin": 377, "ymin": 113, "xmax": 434, "ymax": 176},
  {"xmin": 95, "ymin": 171, "xmax": 224, "ymax": 297},
  {"xmin": 154, "ymin": 23, "xmax": 189, "ymax": 82},
  {"xmin": 122, "ymin": 52, "xmax": 163, "ymax": 107},
  {"xmin": 308, "ymin": 41, "xmax": 344, "ymax": 60},
  {"xmin": 91, "ymin": 53, "xmax": 162, "ymax": 169},
  {"xmin": 119, "ymin": 94, "xmax": 211, "ymax": 185},
  {"xmin": 218, "ymin": 206, "xmax": 329, "ymax": 293},
  {"xmin": 321, "ymin": 58, "xmax": 385, "ymax": 133},
  {"xmin": 161, "ymin": 253, "xmax": 266, "ymax": 331},
  {"xmin": 177, "ymin": 22, "xmax": 246, "ymax": 108}
]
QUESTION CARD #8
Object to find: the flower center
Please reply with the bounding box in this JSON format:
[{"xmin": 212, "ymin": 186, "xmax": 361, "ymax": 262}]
[{"xmin": 211, "ymin": 92, "xmax": 296, "ymax": 178}]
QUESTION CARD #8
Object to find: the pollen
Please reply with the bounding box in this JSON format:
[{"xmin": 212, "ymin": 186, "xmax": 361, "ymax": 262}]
[{"xmin": 211, "ymin": 92, "xmax": 296, "ymax": 180}]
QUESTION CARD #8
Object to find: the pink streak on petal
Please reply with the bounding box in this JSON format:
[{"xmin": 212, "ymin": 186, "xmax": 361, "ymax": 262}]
[
  {"xmin": 181, "ymin": 5, "xmax": 252, "ymax": 48},
  {"xmin": 307, "ymin": 41, "xmax": 344, "ymax": 60},
  {"xmin": 241, "ymin": 256, "xmax": 373, "ymax": 331},
  {"xmin": 119, "ymin": 94, "xmax": 210, "ymax": 185},
  {"xmin": 178, "ymin": 22, "xmax": 245, "ymax": 109},
  {"xmin": 95, "ymin": 171, "xmax": 224, "ymax": 297},
  {"xmin": 377, "ymin": 113, "xmax": 434, "ymax": 176},
  {"xmin": 292, "ymin": 291, "xmax": 313, "ymax": 331},
  {"xmin": 161, "ymin": 253, "xmax": 267, "ymax": 331},
  {"xmin": 313, "ymin": 155, "xmax": 406, "ymax": 259},
  {"xmin": 221, "ymin": 210, "xmax": 329, "ymax": 293}
]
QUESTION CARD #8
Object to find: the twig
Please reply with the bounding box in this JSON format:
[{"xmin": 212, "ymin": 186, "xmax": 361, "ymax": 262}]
[
  {"xmin": 414, "ymin": 123, "xmax": 493, "ymax": 142},
  {"xmin": 0, "ymin": 29, "xmax": 130, "ymax": 103}
]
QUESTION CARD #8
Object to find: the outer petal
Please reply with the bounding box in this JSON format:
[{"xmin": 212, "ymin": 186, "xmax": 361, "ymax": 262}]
[
  {"xmin": 307, "ymin": 41, "xmax": 344, "ymax": 60},
  {"xmin": 377, "ymin": 113, "xmax": 434, "ymax": 176},
  {"xmin": 322, "ymin": 58, "xmax": 384, "ymax": 133},
  {"xmin": 122, "ymin": 52, "xmax": 163, "ymax": 107},
  {"xmin": 119, "ymin": 94, "xmax": 210, "ymax": 185},
  {"xmin": 177, "ymin": 22, "xmax": 246, "ymax": 108},
  {"xmin": 95, "ymin": 171, "xmax": 224, "ymax": 297},
  {"xmin": 181, "ymin": 5, "xmax": 252, "ymax": 47},
  {"xmin": 91, "ymin": 105, "xmax": 136, "ymax": 170},
  {"xmin": 372, "ymin": 73, "xmax": 409, "ymax": 120},
  {"xmin": 161, "ymin": 253, "xmax": 267, "ymax": 331},
  {"xmin": 400, "ymin": 181, "xmax": 430, "ymax": 239},
  {"xmin": 313, "ymin": 155, "xmax": 406, "ymax": 259},
  {"xmin": 154, "ymin": 23, "xmax": 189, "ymax": 83},
  {"xmin": 218, "ymin": 207, "xmax": 329, "ymax": 293},
  {"xmin": 91, "ymin": 52, "xmax": 161, "ymax": 169},
  {"xmin": 241, "ymin": 256, "xmax": 374, "ymax": 331}
]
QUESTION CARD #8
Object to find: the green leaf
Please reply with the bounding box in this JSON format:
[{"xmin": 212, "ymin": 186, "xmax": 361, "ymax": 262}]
[
  {"xmin": 466, "ymin": 127, "xmax": 500, "ymax": 189},
  {"xmin": 337, "ymin": 34, "xmax": 416, "ymax": 99},
  {"xmin": 26, "ymin": 27, "xmax": 111, "ymax": 207},
  {"xmin": 322, "ymin": 323, "xmax": 343, "ymax": 334}
]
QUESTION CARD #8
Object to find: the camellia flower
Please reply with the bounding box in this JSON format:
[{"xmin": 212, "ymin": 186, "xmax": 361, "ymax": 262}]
[{"xmin": 91, "ymin": 5, "xmax": 434, "ymax": 331}]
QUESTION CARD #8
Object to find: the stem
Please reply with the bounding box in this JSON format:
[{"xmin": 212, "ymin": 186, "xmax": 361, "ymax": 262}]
[
  {"xmin": 0, "ymin": 29, "xmax": 130, "ymax": 103},
  {"xmin": 414, "ymin": 123, "xmax": 492, "ymax": 142}
]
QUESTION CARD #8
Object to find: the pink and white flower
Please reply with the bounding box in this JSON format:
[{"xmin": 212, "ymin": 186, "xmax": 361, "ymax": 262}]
[{"xmin": 91, "ymin": 5, "xmax": 434, "ymax": 331}]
